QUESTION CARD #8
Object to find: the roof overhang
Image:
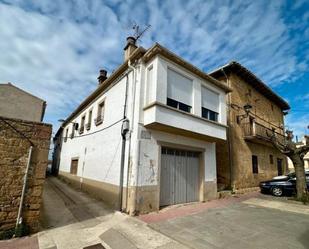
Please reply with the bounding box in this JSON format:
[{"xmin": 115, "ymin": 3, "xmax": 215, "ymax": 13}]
[
  {"xmin": 142, "ymin": 43, "xmax": 232, "ymax": 93},
  {"xmin": 209, "ymin": 61, "xmax": 290, "ymax": 110}
]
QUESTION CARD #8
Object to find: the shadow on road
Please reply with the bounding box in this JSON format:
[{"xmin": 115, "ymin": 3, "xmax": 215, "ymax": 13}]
[{"xmin": 39, "ymin": 176, "xmax": 113, "ymax": 230}]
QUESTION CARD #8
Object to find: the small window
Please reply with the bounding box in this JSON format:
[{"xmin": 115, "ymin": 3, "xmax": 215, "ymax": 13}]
[
  {"xmin": 252, "ymin": 155, "xmax": 258, "ymax": 174},
  {"xmin": 95, "ymin": 100, "xmax": 105, "ymax": 125},
  {"xmin": 86, "ymin": 110, "xmax": 92, "ymax": 130},
  {"xmin": 79, "ymin": 115, "xmax": 85, "ymax": 134},
  {"xmin": 70, "ymin": 159, "xmax": 78, "ymax": 175},
  {"xmin": 70, "ymin": 123, "xmax": 75, "ymax": 138},
  {"xmin": 269, "ymin": 155, "xmax": 274, "ymax": 164},
  {"xmin": 64, "ymin": 128, "xmax": 69, "ymax": 142}
]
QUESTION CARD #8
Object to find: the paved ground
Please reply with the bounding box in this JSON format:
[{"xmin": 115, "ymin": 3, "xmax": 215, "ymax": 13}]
[
  {"xmin": 141, "ymin": 195, "xmax": 309, "ymax": 249},
  {"xmin": 1, "ymin": 177, "xmax": 308, "ymax": 249}
]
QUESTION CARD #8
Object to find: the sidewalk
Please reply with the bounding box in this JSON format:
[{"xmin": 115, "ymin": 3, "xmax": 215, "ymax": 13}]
[{"xmin": 1, "ymin": 177, "xmax": 189, "ymax": 249}]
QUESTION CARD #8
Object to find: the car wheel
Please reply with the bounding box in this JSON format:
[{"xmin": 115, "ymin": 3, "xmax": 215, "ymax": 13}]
[{"xmin": 271, "ymin": 187, "xmax": 283, "ymax": 197}]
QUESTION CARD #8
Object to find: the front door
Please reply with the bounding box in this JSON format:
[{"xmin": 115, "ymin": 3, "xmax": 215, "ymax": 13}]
[
  {"xmin": 160, "ymin": 147, "xmax": 199, "ymax": 207},
  {"xmin": 277, "ymin": 158, "xmax": 283, "ymax": 176}
]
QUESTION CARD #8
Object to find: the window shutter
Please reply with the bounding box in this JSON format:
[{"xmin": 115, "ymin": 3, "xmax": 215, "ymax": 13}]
[
  {"xmin": 167, "ymin": 69, "xmax": 192, "ymax": 106},
  {"xmin": 202, "ymin": 86, "xmax": 219, "ymax": 112}
]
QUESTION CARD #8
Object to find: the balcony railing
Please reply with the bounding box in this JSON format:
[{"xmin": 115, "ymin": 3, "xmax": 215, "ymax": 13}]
[{"xmin": 242, "ymin": 121, "xmax": 285, "ymax": 145}]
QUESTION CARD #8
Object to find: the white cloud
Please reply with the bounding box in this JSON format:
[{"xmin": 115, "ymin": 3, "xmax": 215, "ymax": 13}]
[{"xmin": 0, "ymin": 0, "xmax": 308, "ymax": 134}]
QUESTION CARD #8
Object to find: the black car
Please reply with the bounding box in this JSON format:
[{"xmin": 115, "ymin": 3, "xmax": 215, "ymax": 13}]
[{"xmin": 260, "ymin": 172, "xmax": 309, "ymax": 197}]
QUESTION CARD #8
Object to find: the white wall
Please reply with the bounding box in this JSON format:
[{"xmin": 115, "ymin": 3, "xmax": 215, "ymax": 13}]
[
  {"xmin": 129, "ymin": 128, "xmax": 217, "ymax": 187},
  {"xmin": 145, "ymin": 56, "xmax": 227, "ymax": 126},
  {"xmin": 59, "ymin": 73, "xmax": 134, "ymax": 186}
]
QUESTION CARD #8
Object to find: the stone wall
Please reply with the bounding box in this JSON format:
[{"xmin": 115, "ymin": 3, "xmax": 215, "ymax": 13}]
[
  {"xmin": 0, "ymin": 116, "xmax": 52, "ymax": 234},
  {"xmin": 216, "ymin": 73, "xmax": 287, "ymax": 190}
]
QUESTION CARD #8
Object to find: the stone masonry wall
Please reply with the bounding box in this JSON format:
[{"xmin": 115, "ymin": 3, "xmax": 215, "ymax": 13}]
[
  {"xmin": 216, "ymin": 73, "xmax": 287, "ymax": 190},
  {"xmin": 0, "ymin": 116, "xmax": 52, "ymax": 233}
]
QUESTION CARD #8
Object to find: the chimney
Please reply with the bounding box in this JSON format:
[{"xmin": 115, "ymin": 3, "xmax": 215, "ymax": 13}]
[
  {"xmin": 98, "ymin": 69, "xmax": 107, "ymax": 85},
  {"xmin": 124, "ymin": 36, "xmax": 137, "ymax": 61}
]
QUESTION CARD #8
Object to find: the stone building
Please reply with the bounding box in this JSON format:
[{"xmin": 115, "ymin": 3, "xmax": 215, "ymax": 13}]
[
  {"xmin": 210, "ymin": 61, "xmax": 290, "ymax": 190},
  {"xmin": 0, "ymin": 117, "xmax": 52, "ymax": 234},
  {"xmin": 53, "ymin": 38, "xmax": 231, "ymax": 215},
  {"xmin": 0, "ymin": 83, "xmax": 46, "ymax": 122}
]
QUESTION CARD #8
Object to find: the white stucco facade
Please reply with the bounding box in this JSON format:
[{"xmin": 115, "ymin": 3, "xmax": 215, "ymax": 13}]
[{"xmin": 56, "ymin": 50, "xmax": 228, "ymax": 213}]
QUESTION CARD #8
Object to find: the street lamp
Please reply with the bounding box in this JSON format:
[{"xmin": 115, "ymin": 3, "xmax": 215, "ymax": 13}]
[{"xmin": 237, "ymin": 104, "xmax": 252, "ymax": 124}]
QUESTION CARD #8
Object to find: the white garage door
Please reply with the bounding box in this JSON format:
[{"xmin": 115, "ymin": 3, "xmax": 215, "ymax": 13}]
[{"xmin": 160, "ymin": 147, "xmax": 200, "ymax": 206}]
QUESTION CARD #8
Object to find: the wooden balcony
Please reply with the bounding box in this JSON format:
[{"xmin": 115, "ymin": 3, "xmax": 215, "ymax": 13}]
[{"xmin": 242, "ymin": 121, "xmax": 285, "ymax": 146}]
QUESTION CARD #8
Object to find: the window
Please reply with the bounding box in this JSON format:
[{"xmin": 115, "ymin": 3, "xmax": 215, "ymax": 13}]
[
  {"xmin": 146, "ymin": 65, "xmax": 154, "ymax": 105},
  {"xmin": 167, "ymin": 68, "xmax": 192, "ymax": 113},
  {"xmin": 252, "ymin": 155, "xmax": 258, "ymax": 174},
  {"xmin": 64, "ymin": 128, "xmax": 69, "ymax": 142},
  {"xmin": 269, "ymin": 155, "xmax": 274, "ymax": 164},
  {"xmin": 79, "ymin": 115, "xmax": 85, "ymax": 134},
  {"xmin": 70, "ymin": 123, "xmax": 75, "ymax": 138},
  {"xmin": 201, "ymin": 86, "xmax": 219, "ymax": 122},
  {"xmin": 70, "ymin": 159, "xmax": 78, "ymax": 175},
  {"xmin": 86, "ymin": 110, "xmax": 92, "ymax": 130},
  {"xmin": 95, "ymin": 100, "xmax": 105, "ymax": 125}
]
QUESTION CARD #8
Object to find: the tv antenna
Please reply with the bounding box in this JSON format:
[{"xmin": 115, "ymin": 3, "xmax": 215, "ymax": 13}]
[{"xmin": 132, "ymin": 23, "xmax": 151, "ymax": 41}]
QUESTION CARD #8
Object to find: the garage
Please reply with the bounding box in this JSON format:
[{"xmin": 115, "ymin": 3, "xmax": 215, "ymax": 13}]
[{"xmin": 160, "ymin": 147, "xmax": 200, "ymax": 206}]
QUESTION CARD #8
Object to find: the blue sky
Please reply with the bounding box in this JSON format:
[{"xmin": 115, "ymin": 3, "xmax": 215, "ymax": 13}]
[{"xmin": 0, "ymin": 0, "xmax": 308, "ymax": 138}]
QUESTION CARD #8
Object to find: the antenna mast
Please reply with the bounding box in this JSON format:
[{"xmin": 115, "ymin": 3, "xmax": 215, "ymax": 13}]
[{"xmin": 132, "ymin": 23, "xmax": 151, "ymax": 41}]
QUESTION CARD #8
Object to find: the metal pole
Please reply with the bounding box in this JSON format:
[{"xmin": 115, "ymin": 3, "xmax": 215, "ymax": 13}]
[{"xmin": 15, "ymin": 146, "xmax": 33, "ymax": 229}]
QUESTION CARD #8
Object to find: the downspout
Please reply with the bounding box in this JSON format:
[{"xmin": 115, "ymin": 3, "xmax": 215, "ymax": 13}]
[
  {"xmin": 126, "ymin": 59, "xmax": 139, "ymax": 215},
  {"xmin": 119, "ymin": 74, "xmax": 130, "ymax": 211},
  {"xmin": 221, "ymin": 68, "xmax": 234, "ymax": 190},
  {"xmin": 15, "ymin": 145, "xmax": 33, "ymax": 233}
]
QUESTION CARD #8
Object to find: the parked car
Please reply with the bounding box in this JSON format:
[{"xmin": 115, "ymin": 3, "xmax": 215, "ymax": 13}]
[
  {"xmin": 260, "ymin": 171, "xmax": 309, "ymax": 196},
  {"xmin": 272, "ymin": 169, "xmax": 309, "ymax": 180}
]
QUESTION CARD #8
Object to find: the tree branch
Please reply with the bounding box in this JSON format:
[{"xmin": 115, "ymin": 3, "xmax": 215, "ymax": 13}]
[{"xmin": 296, "ymin": 144, "xmax": 309, "ymax": 155}]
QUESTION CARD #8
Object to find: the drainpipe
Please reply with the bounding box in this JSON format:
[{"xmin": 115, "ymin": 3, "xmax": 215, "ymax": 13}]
[
  {"xmin": 15, "ymin": 145, "xmax": 33, "ymax": 232},
  {"xmin": 221, "ymin": 68, "xmax": 234, "ymax": 190},
  {"xmin": 119, "ymin": 74, "xmax": 130, "ymax": 211},
  {"xmin": 125, "ymin": 59, "xmax": 139, "ymax": 215}
]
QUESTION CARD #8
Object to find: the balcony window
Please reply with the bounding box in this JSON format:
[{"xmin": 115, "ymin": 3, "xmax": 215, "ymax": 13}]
[
  {"xmin": 201, "ymin": 86, "xmax": 219, "ymax": 122},
  {"xmin": 167, "ymin": 98, "xmax": 191, "ymax": 113},
  {"xmin": 202, "ymin": 107, "xmax": 218, "ymax": 122},
  {"xmin": 167, "ymin": 68, "xmax": 192, "ymax": 113}
]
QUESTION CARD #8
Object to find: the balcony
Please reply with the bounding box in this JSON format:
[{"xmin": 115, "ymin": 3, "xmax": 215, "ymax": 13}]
[
  {"xmin": 143, "ymin": 102, "xmax": 227, "ymax": 141},
  {"xmin": 242, "ymin": 121, "xmax": 285, "ymax": 146}
]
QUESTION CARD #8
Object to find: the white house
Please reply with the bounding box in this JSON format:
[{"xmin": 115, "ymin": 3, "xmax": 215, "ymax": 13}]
[{"xmin": 53, "ymin": 37, "xmax": 231, "ymax": 214}]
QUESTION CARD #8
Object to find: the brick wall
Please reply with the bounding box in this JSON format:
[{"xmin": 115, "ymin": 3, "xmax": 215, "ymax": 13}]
[{"xmin": 0, "ymin": 116, "xmax": 52, "ymax": 234}]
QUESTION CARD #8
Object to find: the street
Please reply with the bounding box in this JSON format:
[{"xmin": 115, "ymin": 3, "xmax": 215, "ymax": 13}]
[{"xmin": 1, "ymin": 177, "xmax": 308, "ymax": 249}]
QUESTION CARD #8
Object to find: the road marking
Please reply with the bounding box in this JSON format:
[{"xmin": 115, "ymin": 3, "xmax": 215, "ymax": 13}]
[{"xmin": 243, "ymin": 198, "xmax": 309, "ymax": 215}]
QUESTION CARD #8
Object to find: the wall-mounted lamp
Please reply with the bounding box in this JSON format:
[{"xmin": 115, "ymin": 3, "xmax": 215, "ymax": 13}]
[{"xmin": 236, "ymin": 104, "xmax": 252, "ymax": 124}]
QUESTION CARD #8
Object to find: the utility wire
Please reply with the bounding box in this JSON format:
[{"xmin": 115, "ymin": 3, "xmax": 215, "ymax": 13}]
[
  {"xmin": 58, "ymin": 118, "xmax": 124, "ymax": 140},
  {"xmin": 0, "ymin": 117, "xmax": 34, "ymax": 146}
]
